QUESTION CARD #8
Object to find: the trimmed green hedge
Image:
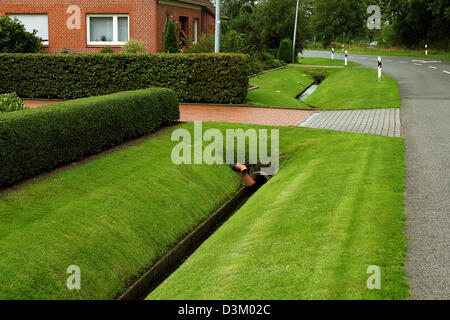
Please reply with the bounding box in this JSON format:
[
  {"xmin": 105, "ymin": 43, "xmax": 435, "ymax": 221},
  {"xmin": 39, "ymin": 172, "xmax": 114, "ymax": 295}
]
[
  {"xmin": 0, "ymin": 53, "xmax": 248, "ymax": 103},
  {"xmin": 0, "ymin": 88, "xmax": 179, "ymax": 187}
]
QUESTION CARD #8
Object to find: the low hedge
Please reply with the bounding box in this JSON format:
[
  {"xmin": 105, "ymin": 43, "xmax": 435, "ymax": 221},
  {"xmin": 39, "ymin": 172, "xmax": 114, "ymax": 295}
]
[
  {"xmin": 0, "ymin": 88, "xmax": 179, "ymax": 187},
  {"xmin": 0, "ymin": 53, "xmax": 248, "ymax": 104}
]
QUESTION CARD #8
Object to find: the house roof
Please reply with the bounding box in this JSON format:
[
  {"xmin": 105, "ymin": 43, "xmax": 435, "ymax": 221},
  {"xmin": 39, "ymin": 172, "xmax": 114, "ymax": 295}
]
[{"xmin": 174, "ymin": 0, "xmax": 229, "ymax": 19}]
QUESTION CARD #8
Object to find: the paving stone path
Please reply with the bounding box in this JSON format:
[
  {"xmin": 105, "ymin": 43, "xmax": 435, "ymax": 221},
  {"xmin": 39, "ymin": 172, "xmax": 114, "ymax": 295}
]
[
  {"xmin": 179, "ymin": 105, "xmax": 316, "ymax": 127},
  {"xmin": 299, "ymin": 108, "xmax": 401, "ymax": 137}
]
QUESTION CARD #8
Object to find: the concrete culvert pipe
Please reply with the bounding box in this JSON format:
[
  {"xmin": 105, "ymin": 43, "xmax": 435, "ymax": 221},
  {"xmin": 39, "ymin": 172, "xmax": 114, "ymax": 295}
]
[
  {"xmin": 231, "ymin": 164, "xmax": 271, "ymax": 191},
  {"xmin": 231, "ymin": 163, "xmax": 256, "ymax": 188}
]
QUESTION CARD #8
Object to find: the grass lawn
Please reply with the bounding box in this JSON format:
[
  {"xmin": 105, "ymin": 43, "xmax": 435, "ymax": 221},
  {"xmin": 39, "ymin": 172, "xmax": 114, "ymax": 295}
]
[
  {"xmin": 305, "ymin": 68, "xmax": 401, "ymax": 110},
  {"xmin": 148, "ymin": 123, "xmax": 409, "ymax": 300},
  {"xmin": 0, "ymin": 125, "xmax": 241, "ymax": 299},
  {"xmin": 247, "ymin": 66, "xmax": 315, "ymax": 109},
  {"xmin": 297, "ymin": 57, "xmax": 360, "ymax": 67},
  {"xmin": 246, "ymin": 66, "xmax": 400, "ymax": 110}
]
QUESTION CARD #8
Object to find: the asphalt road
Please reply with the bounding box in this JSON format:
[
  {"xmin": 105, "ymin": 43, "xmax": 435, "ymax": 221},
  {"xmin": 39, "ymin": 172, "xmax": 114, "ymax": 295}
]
[{"xmin": 302, "ymin": 50, "xmax": 450, "ymax": 300}]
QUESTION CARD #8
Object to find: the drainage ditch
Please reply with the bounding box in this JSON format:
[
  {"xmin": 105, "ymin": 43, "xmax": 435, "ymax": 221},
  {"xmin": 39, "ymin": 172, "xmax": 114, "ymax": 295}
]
[
  {"xmin": 118, "ymin": 167, "xmax": 270, "ymax": 300},
  {"xmin": 296, "ymin": 77, "xmax": 324, "ymax": 102}
]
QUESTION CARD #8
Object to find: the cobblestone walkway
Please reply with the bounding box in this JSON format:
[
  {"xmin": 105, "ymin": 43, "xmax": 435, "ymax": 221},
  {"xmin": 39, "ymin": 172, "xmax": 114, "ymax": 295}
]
[{"xmin": 299, "ymin": 108, "xmax": 401, "ymax": 137}]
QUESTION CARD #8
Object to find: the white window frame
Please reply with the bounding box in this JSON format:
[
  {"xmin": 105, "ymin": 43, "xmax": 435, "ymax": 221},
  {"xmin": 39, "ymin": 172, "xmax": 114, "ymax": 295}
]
[
  {"xmin": 193, "ymin": 18, "xmax": 198, "ymax": 44},
  {"xmin": 86, "ymin": 14, "xmax": 129, "ymax": 46},
  {"xmin": 7, "ymin": 13, "xmax": 49, "ymax": 45}
]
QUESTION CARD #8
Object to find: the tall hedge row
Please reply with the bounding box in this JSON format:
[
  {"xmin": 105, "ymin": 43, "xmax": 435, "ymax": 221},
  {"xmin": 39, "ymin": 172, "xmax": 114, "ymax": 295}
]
[
  {"xmin": 0, "ymin": 88, "xmax": 179, "ymax": 187},
  {"xmin": 0, "ymin": 53, "xmax": 248, "ymax": 104}
]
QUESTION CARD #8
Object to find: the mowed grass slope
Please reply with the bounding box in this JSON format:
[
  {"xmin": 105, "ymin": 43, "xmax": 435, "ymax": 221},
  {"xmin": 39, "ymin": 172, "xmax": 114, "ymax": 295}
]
[
  {"xmin": 149, "ymin": 124, "xmax": 409, "ymax": 300},
  {"xmin": 246, "ymin": 66, "xmax": 400, "ymax": 110},
  {"xmin": 305, "ymin": 68, "xmax": 401, "ymax": 110},
  {"xmin": 297, "ymin": 57, "xmax": 360, "ymax": 67},
  {"xmin": 0, "ymin": 125, "xmax": 241, "ymax": 299},
  {"xmin": 247, "ymin": 66, "xmax": 314, "ymax": 109}
]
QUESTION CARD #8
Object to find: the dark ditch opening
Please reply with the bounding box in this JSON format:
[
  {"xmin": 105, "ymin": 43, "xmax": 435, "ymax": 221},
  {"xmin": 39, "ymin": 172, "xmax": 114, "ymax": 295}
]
[
  {"xmin": 296, "ymin": 76, "xmax": 324, "ymax": 102},
  {"xmin": 118, "ymin": 167, "xmax": 271, "ymax": 300}
]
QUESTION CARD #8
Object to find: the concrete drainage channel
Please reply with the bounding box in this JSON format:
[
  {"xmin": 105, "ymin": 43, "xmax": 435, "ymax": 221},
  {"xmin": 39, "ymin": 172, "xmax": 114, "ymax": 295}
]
[
  {"xmin": 118, "ymin": 165, "xmax": 271, "ymax": 300},
  {"xmin": 296, "ymin": 77, "xmax": 324, "ymax": 102}
]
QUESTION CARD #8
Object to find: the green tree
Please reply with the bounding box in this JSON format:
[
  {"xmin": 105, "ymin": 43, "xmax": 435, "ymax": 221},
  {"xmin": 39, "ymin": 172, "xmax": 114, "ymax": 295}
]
[
  {"xmin": 221, "ymin": 0, "xmax": 256, "ymax": 19},
  {"xmin": 254, "ymin": 0, "xmax": 307, "ymax": 54},
  {"xmin": 163, "ymin": 18, "xmax": 179, "ymax": 53},
  {"xmin": 0, "ymin": 16, "xmax": 42, "ymax": 53},
  {"xmin": 387, "ymin": 0, "xmax": 449, "ymax": 49},
  {"xmin": 311, "ymin": 0, "xmax": 365, "ymax": 45}
]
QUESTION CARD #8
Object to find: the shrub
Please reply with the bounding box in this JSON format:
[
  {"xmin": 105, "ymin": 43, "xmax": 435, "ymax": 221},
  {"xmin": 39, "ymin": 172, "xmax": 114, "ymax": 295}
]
[
  {"xmin": 0, "ymin": 88, "xmax": 179, "ymax": 187},
  {"xmin": 163, "ymin": 19, "xmax": 179, "ymax": 53},
  {"xmin": 0, "ymin": 53, "xmax": 248, "ymax": 104},
  {"xmin": 278, "ymin": 38, "xmax": 293, "ymax": 63},
  {"xmin": 0, "ymin": 93, "xmax": 28, "ymax": 113},
  {"xmin": 0, "ymin": 16, "xmax": 42, "ymax": 53},
  {"xmin": 100, "ymin": 47, "xmax": 114, "ymax": 54},
  {"xmin": 123, "ymin": 39, "xmax": 147, "ymax": 54},
  {"xmin": 222, "ymin": 30, "xmax": 248, "ymax": 53},
  {"xmin": 185, "ymin": 34, "xmax": 215, "ymax": 53},
  {"xmin": 245, "ymin": 52, "xmax": 285, "ymax": 76}
]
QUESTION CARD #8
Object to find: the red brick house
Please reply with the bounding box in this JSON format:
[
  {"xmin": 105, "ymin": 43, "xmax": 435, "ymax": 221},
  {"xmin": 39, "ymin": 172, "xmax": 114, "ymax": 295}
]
[{"xmin": 0, "ymin": 0, "xmax": 219, "ymax": 53}]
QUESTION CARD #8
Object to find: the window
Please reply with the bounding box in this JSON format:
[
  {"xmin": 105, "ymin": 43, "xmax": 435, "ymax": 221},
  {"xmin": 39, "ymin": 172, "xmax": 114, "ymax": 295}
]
[
  {"xmin": 8, "ymin": 14, "xmax": 49, "ymax": 45},
  {"xmin": 193, "ymin": 19, "xmax": 198, "ymax": 44},
  {"xmin": 87, "ymin": 14, "xmax": 129, "ymax": 45}
]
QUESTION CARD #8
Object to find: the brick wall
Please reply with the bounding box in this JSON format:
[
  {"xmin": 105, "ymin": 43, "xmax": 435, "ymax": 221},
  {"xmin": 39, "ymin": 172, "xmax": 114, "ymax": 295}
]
[
  {"xmin": 0, "ymin": 0, "xmax": 215, "ymax": 54},
  {"xmin": 157, "ymin": 3, "xmax": 201, "ymax": 52},
  {"xmin": 202, "ymin": 10, "xmax": 215, "ymax": 35}
]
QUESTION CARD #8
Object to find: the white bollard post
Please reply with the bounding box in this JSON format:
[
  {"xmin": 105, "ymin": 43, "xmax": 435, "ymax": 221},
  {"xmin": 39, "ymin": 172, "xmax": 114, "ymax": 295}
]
[
  {"xmin": 425, "ymin": 44, "xmax": 428, "ymax": 56},
  {"xmin": 332, "ymin": 48, "xmax": 334, "ymax": 60},
  {"xmin": 378, "ymin": 56, "xmax": 382, "ymax": 81},
  {"xmin": 345, "ymin": 50, "xmax": 348, "ymax": 66}
]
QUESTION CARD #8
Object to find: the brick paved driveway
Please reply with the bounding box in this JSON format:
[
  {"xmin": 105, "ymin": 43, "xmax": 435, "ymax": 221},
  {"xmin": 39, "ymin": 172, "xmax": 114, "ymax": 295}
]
[{"xmin": 180, "ymin": 105, "xmax": 315, "ymax": 127}]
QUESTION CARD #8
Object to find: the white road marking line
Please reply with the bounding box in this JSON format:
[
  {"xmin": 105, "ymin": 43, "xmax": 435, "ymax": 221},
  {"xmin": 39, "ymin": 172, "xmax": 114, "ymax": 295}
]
[
  {"xmin": 411, "ymin": 60, "xmax": 442, "ymax": 64},
  {"xmin": 443, "ymin": 70, "xmax": 450, "ymax": 75},
  {"xmin": 428, "ymin": 66, "xmax": 438, "ymax": 69},
  {"xmin": 414, "ymin": 63, "xmax": 422, "ymax": 66},
  {"xmin": 399, "ymin": 61, "xmax": 407, "ymax": 63}
]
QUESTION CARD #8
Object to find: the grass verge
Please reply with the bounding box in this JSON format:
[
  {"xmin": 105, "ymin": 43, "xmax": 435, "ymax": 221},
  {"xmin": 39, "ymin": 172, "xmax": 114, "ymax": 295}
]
[
  {"xmin": 297, "ymin": 57, "xmax": 360, "ymax": 67},
  {"xmin": 0, "ymin": 124, "xmax": 241, "ymax": 299},
  {"xmin": 246, "ymin": 66, "xmax": 401, "ymax": 110},
  {"xmin": 305, "ymin": 68, "xmax": 401, "ymax": 110},
  {"xmin": 246, "ymin": 66, "xmax": 314, "ymax": 109},
  {"xmin": 148, "ymin": 123, "xmax": 409, "ymax": 300}
]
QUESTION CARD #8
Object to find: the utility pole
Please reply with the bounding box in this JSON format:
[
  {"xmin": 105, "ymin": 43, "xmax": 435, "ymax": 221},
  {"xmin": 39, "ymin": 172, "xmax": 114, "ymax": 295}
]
[
  {"xmin": 292, "ymin": 0, "xmax": 300, "ymax": 63},
  {"xmin": 215, "ymin": 0, "xmax": 220, "ymax": 53}
]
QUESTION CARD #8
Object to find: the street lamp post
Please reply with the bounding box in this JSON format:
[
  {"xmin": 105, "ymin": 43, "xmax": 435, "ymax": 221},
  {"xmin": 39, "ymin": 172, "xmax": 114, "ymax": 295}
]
[
  {"xmin": 215, "ymin": 0, "xmax": 221, "ymax": 53},
  {"xmin": 292, "ymin": 0, "xmax": 300, "ymax": 63}
]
